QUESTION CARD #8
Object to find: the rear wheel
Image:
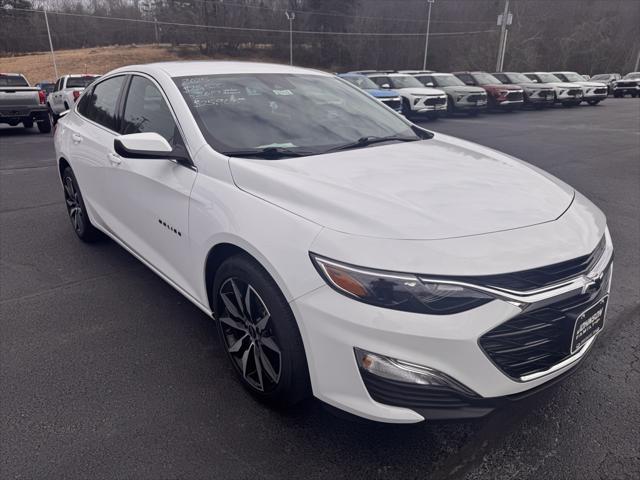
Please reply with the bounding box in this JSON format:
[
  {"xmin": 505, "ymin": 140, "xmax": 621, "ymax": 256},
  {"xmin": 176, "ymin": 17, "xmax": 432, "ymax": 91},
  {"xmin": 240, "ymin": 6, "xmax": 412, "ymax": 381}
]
[
  {"xmin": 37, "ymin": 116, "xmax": 51, "ymax": 133},
  {"xmin": 61, "ymin": 167, "xmax": 101, "ymax": 242},
  {"xmin": 23, "ymin": 119, "xmax": 34, "ymax": 129},
  {"xmin": 213, "ymin": 254, "xmax": 310, "ymax": 407},
  {"xmin": 613, "ymin": 92, "xmax": 622, "ymax": 98},
  {"xmin": 587, "ymin": 100, "xmax": 600, "ymax": 106}
]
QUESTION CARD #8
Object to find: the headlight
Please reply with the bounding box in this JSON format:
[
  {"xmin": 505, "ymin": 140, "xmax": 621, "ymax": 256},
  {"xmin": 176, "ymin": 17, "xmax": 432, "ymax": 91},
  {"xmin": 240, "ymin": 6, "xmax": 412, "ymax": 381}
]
[{"xmin": 310, "ymin": 254, "xmax": 493, "ymax": 315}]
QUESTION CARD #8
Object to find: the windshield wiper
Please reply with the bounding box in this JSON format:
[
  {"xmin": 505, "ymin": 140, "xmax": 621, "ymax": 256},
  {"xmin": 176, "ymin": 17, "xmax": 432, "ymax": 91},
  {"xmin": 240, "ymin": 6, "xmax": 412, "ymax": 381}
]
[
  {"xmin": 222, "ymin": 146, "xmax": 315, "ymax": 159},
  {"xmin": 324, "ymin": 135, "xmax": 420, "ymax": 153}
]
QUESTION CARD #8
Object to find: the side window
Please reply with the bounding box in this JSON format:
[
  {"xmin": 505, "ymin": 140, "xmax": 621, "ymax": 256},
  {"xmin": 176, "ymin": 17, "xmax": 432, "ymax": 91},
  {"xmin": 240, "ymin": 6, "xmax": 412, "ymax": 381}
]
[
  {"xmin": 121, "ymin": 76, "xmax": 182, "ymax": 145},
  {"xmin": 456, "ymin": 74, "xmax": 474, "ymax": 85},
  {"xmin": 76, "ymin": 86, "xmax": 93, "ymax": 116},
  {"xmin": 525, "ymin": 74, "xmax": 537, "ymax": 82},
  {"xmin": 81, "ymin": 76, "xmax": 126, "ymax": 131},
  {"xmin": 54, "ymin": 78, "xmax": 61, "ymax": 91},
  {"xmin": 422, "ymin": 75, "xmax": 434, "ymax": 86},
  {"xmin": 494, "ymin": 73, "xmax": 507, "ymax": 83}
]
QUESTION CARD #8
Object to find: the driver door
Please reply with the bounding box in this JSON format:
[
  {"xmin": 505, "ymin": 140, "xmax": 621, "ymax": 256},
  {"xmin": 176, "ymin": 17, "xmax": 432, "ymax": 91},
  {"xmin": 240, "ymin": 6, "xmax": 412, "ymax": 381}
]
[{"xmin": 106, "ymin": 74, "xmax": 197, "ymax": 292}]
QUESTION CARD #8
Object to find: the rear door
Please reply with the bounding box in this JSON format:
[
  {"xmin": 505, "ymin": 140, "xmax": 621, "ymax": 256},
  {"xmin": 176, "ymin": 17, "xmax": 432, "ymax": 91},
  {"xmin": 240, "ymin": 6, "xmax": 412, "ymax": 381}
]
[
  {"xmin": 64, "ymin": 75, "xmax": 128, "ymax": 230},
  {"xmin": 105, "ymin": 73, "xmax": 197, "ymax": 289}
]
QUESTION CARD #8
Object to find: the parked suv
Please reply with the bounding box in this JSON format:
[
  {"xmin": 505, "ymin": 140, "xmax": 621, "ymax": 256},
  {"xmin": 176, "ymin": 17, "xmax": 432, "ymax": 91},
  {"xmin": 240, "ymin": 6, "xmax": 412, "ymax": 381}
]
[
  {"xmin": 408, "ymin": 72, "xmax": 487, "ymax": 115},
  {"xmin": 360, "ymin": 72, "xmax": 448, "ymax": 119},
  {"xmin": 551, "ymin": 72, "xmax": 608, "ymax": 105},
  {"xmin": 492, "ymin": 72, "xmax": 555, "ymax": 108},
  {"xmin": 453, "ymin": 71, "xmax": 524, "ymax": 110},
  {"xmin": 338, "ymin": 73, "xmax": 403, "ymax": 113},
  {"xmin": 0, "ymin": 73, "xmax": 51, "ymax": 132},
  {"xmin": 47, "ymin": 74, "xmax": 100, "ymax": 121},
  {"xmin": 523, "ymin": 72, "xmax": 583, "ymax": 106},
  {"xmin": 590, "ymin": 73, "xmax": 620, "ymax": 95},
  {"xmin": 612, "ymin": 72, "xmax": 640, "ymax": 98}
]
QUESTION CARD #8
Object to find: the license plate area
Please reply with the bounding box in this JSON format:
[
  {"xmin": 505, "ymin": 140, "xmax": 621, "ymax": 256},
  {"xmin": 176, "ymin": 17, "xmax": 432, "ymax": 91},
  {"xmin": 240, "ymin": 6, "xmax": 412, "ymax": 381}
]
[{"xmin": 571, "ymin": 296, "xmax": 607, "ymax": 354}]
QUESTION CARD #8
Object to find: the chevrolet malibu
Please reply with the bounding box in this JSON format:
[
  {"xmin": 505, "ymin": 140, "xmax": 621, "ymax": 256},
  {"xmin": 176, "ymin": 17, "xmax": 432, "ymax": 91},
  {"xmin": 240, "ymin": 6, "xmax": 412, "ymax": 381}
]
[{"xmin": 54, "ymin": 62, "xmax": 613, "ymax": 423}]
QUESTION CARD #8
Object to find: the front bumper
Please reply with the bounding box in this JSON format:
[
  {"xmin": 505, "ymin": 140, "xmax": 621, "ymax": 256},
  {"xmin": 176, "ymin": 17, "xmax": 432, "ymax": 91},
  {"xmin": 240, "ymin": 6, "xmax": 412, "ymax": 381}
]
[{"xmin": 294, "ymin": 228, "xmax": 613, "ymax": 423}]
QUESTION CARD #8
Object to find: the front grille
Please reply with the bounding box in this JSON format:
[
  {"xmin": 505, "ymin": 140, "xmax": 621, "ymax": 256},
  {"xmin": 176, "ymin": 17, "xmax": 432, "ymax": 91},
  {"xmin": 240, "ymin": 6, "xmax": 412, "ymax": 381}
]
[
  {"xmin": 425, "ymin": 96, "xmax": 447, "ymax": 106},
  {"xmin": 594, "ymin": 88, "xmax": 607, "ymax": 95},
  {"xmin": 506, "ymin": 91, "xmax": 523, "ymax": 101},
  {"xmin": 538, "ymin": 90, "xmax": 554, "ymax": 98},
  {"xmin": 467, "ymin": 94, "xmax": 485, "ymax": 102},
  {"xmin": 568, "ymin": 88, "xmax": 582, "ymax": 96},
  {"xmin": 479, "ymin": 265, "xmax": 610, "ymax": 379},
  {"xmin": 381, "ymin": 98, "xmax": 401, "ymax": 110},
  {"xmin": 615, "ymin": 81, "xmax": 637, "ymax": 88},
  {"xmin": 450, "ymin": 235, "xmax": 606, "ymax": 292}
]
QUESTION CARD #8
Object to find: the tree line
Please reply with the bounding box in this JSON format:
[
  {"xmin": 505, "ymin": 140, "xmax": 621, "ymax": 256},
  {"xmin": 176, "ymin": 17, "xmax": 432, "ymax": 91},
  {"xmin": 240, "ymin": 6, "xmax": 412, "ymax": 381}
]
[{"xmin": 1, "ymin": 0, "xmax": 638, "ymax": 74}]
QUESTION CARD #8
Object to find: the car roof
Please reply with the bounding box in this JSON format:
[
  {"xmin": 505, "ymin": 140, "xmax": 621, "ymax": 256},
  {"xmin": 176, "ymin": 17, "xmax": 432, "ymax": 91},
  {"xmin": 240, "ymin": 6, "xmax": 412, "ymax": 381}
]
[
  {"xmin": 64, "ymin": 74, "xmax": 100, "ymax": 77},
  {"xmin": 109, "ymin": 61, "xmax": 327, "ymax": 78}
]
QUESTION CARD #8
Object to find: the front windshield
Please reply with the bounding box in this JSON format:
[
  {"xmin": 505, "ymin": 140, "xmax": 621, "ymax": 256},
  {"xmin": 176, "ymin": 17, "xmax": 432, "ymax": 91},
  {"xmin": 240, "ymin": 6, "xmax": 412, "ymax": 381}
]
[
  {"xmin": 536, "ymin": 73, "xmax": 562, "ymax": 83},
  {"xmin": 175, "ymin": 73, "xmax": 419, "ymax": 155},
  {"xmin": 560, "ymin": 72, "xmax": 586, "ymax": 82},
  {"xmin": 473, "ymin": 73, "xmax": 502, "ymax": 85},
  {"xmin": 429, "ymin": 75, "xmax": 465, "ymax": 87},
  {"xmin": 340, "ymin": 75, "xmax": 380, "ymax": 90},
  {"xmin": 505, "ymin": 73, "xmax": 532, "ymax": 83},
  {"xmin": 66, "ymin": 76, "xmax": 99, "ymax": 88},
  {"xmin": 590, "ymin": 74, "xmax": 608, "ymax": 81},
  {"xmin": 624, "ymin": 72, "xmax": 640, "ymax": 79},
  {"xmin": 390, "ymin": 75, "xmax": 425, "ymax": 89}
]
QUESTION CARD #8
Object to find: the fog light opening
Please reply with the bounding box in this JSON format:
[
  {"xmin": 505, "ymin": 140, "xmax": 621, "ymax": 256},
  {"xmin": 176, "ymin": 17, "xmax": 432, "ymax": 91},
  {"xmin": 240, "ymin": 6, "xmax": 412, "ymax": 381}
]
[{"xmin": 354, "ymin": 347, "xmax": 478, "ymax": 397}]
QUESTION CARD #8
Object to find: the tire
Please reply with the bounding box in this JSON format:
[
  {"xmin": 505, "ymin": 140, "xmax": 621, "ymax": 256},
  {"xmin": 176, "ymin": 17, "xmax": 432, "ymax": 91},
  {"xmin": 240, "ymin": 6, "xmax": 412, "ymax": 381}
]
[
  {"xmin": 446, "ymin": 96, "xmax": 455, "ymax": 116},
  {"xmin": 587, "ymin": 100, "xmax": 600, "ymax": 106},
  {"xmin": 37, "ymin": 116, "xmax": 51, "ymax": 133},
  {"xmin": 48, "ymin": 106, "xmax": 59, "ymax": 125},
  {"xmin": 23, "ymin": 119, "xmax": 34, "ymax": 129},
  {"xmin": 213, "ymin": 254, "xmax": 311, "ymax": 407},
  {"xmin": 613, "ymin": 92, "xmax": 622, "ymax": 98},
  {"xmin": 61, "ymin": 167, "xmax": 102, "ymax": 242}
]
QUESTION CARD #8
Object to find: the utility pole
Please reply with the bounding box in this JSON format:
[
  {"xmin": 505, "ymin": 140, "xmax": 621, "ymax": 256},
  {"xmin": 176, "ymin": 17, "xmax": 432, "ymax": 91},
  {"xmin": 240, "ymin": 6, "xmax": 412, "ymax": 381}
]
[
  {"xmin": 154, "ymin": 17, "xmax": 160, "ymax": 44},
  {"xmin": 422, "ymin": 0, "xmax": 435, "ymax": 71},
  {"xmin": 495, "ymin": 0, "xmax": 511, "ymax": 72},
  {"xmin": 634, "ymin": 48, "xmax": 640, "ymax": 72},
  {"xmin": 285, "ymin": 10, "xmax": 295, "ymax": 66},
  {"xmin": 43, "ymin": 8, "xmax": 59, "ymax": 79}
]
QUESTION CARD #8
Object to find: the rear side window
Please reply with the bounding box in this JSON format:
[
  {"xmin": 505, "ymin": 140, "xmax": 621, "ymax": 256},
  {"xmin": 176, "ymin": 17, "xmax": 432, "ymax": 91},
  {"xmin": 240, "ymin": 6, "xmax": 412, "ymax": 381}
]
[
  {"xmin": 494, "ymin": 73, "xmax": 507, "ymax": 83},
  {"xmin": 80, "ymin": 75, "xmax": 126, "ymax": 131},
  {"xmin": 121, "ymin": 76, "xmax": 181, "ymax": 145},
  {"xmin": 0, "ymin": 74, "xmax": 29, "ymax": 87}
]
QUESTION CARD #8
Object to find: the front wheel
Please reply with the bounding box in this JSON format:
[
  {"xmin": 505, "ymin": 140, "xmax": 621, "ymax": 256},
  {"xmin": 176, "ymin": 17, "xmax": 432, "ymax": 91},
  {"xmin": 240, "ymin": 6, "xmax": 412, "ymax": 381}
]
[
  {"xmin": 61, "ymin": 167, "xmax": 102, "ymax": 242},
  {"xmin": 587, "ymin": 100, "xmax": 600, "ymax": 106},
  {"xmin": 213, "ymin": 255, "xmax": 311, "ymax": 407}
]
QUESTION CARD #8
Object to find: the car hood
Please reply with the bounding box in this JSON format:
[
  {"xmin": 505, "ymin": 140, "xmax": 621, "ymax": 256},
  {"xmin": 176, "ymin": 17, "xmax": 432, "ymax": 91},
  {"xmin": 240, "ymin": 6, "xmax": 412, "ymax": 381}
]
[
  {"xmin": 482, "ymin": 84, "xmax": 522, "ymax": 91},
  {"xmin": 547, "ymin": 82, "xmax": 582, "ymax": 89},
  {"xmin": 514, "ymin": 82, "xmax": 554, "ymax": 90},
  {"xmin": 574, "ymin": 81, "xmax": 607, "ymax": 88},
  {"xmin": 366, "ymin": 89, "xmax": 401, "ymax": 98},
  {"xmin": 228, "ymin": 134, "xmax": 575, "ymax": 240},
  {"xmin": 397, "ymin": 87, "xmax": 445, "ymax": 95}
]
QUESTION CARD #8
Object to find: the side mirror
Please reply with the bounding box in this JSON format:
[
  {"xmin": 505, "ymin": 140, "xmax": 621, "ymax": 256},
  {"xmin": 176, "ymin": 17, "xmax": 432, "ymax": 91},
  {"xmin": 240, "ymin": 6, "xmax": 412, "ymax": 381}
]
[
  {"xmin": 381, "ymin": 83, "xmax": 391, "ymax": 89},
  {"xmin": 426, "ymin": 82, "xmax": 434, "ymax": 87},
  {"xmin": 114, "ymin": 132, "xmax": 191, "ymax": 166}
]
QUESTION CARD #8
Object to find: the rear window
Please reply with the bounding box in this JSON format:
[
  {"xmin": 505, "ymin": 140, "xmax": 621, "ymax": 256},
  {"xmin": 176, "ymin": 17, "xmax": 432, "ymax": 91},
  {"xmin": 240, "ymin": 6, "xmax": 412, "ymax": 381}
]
[
  {"xmin": 66, "ymin": 76, "xmax": 100, "ymax": 88},
  {"xmin": 0, "ymin": 75, "xmax": 29, "ymax": 87}
]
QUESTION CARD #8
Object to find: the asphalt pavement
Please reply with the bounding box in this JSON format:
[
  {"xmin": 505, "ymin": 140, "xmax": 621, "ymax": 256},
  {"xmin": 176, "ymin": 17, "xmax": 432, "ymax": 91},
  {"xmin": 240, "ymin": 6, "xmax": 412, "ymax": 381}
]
[{"xmin": 1, "ymin": 99, "xmax": 639, "ymax": 480}]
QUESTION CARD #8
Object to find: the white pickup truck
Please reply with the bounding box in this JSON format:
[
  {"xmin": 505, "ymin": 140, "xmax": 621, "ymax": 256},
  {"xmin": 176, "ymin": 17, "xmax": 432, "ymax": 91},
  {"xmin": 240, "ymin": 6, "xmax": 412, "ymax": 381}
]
[
  {"xmin": 47, "ymin": 74, "xmax": 100, "ymax": 120},
  {"xmin": 0, "ymin": 73, "xmax": 51, "ymax": 133}
]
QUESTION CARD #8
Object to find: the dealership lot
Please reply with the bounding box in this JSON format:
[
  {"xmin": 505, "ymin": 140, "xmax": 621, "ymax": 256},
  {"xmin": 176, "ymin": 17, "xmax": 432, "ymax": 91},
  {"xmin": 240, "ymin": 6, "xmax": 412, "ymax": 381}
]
[{"xmin": 1, "ymin": 100, "xmax": 638, "ymax": 479}]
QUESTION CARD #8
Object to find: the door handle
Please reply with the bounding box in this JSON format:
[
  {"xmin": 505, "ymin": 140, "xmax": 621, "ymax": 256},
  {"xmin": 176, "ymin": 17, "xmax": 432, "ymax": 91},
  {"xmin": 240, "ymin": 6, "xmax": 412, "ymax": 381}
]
[
  {"xmin": 108, "ymin": 152, "xmax": 122, "ymax": 165},
  {"xmin": 71, "ymin": 133, "xmax": 83, "ymax": 144}
]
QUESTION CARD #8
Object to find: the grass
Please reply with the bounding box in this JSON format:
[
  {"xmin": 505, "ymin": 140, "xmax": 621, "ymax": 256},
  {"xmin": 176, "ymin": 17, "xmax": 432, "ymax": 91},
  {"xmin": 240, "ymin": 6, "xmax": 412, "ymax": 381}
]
[{"xmin": 0, "ymin": 44, "xmax": 225, "ymax": 84}]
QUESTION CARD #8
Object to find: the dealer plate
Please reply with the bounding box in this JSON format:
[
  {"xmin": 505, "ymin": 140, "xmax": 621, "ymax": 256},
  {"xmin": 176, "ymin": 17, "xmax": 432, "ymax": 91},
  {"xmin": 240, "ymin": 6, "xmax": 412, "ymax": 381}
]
[{"xmin": 571, "ymin": 296, "xmax": 607, "ymax": 354}]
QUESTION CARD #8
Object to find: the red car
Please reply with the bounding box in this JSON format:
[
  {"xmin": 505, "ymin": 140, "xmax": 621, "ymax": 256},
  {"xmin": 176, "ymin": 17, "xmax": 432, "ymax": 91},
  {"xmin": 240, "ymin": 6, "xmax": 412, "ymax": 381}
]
[{"xmin": 453, "ymin": 71, "xmax": 524, "ymax": 110}]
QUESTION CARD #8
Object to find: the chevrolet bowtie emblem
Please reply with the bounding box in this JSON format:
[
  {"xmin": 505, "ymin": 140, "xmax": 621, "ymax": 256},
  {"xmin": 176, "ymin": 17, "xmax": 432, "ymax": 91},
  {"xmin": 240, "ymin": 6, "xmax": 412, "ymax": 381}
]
[{"xmin": 582, "ymin": 271, "xmax": 604, "ymax": 295}]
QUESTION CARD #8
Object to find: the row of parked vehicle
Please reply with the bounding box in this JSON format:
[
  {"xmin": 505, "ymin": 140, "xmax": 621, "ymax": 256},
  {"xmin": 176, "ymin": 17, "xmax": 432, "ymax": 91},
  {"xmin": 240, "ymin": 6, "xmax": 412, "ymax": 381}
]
[{"xmin": 337, "ymin": 70, "xmax": 640, "ymax": 119}]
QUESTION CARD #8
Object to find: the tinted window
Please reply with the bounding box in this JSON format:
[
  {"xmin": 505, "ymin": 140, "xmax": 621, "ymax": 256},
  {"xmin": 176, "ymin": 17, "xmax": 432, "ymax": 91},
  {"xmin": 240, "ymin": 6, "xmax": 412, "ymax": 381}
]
[
  {"xmin": 66, "ymin": 76, "xmax": 100, "ymax": 88},
  {"xmin": 0, "ymin": 74, "xmax": 29, "ymax": 87},
  {"xmin": 493, "ymin": 73, "xmax": 508, "ymax": 83},
  {"xmin": 369, "ymin": 76, "xmax": 389, "ymax": 88},
  {"xmin": 121, "ymin": 76, "xmax": 181, "ymax": 145},
  {"xmin": 455, "ymin": 73, "xmax": 474, "ymax": 85},
  {"xmin": 81, "ymin": 76, "xmax": 125, "ymax": 131}
]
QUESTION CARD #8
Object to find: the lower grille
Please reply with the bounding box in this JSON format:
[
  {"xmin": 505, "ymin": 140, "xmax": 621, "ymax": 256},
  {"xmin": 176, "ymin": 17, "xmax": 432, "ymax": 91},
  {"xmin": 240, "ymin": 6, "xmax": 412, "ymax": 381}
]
[
  {"xmin": 615, "ymin": 81, "xmax": 637, "ymax": 88},
  {"xmin": 568, "ymin": 88, "xmax": 582, "ymax": 96},
  {"xmin": 479, "ymin": 266, "xmax": 611, "ymax": 379},
  {"xmin": 594, "ymin": 88, "xmax": 607, "ymax": 95},
  {"xmin": 381, "ymin": 98, "xmax": 401, "ymax": 110},
  {"xmin": 425, "ymin": 96, "xmax": 447, "ymax": 106},
  {"xmin": 467, "ymin": 94, "xmax": 485, "ymax": 102},
  {"xmin": 506, "ymin": 91, "xmax": 523, "ymax": 101}
]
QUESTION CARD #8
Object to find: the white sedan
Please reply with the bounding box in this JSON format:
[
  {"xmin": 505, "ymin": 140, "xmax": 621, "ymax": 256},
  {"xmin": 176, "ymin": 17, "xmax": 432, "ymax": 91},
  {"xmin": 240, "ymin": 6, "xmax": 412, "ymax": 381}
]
[{"xmin": 54, "ymin": 62, "xmax": 613, "ymax": 423}]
